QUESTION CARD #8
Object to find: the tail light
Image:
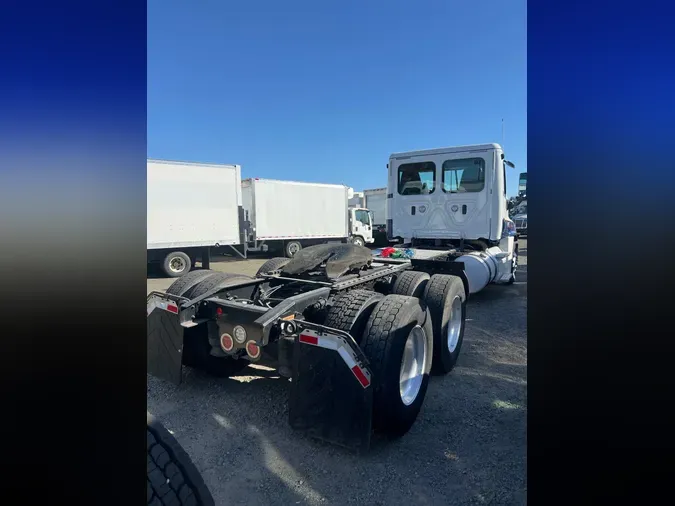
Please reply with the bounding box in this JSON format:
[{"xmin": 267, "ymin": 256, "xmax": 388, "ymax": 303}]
[
  {"xmin": 220, "ymin": 333, "xmax": 234, "ymax": 352},
  {"xmin": 246, "ymin": 341, "xmax": 261, "ymax": 360}
]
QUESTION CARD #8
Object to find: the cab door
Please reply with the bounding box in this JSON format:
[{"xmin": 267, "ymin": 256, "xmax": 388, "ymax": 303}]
[{"xmin": 352, "ymin": 209, "xmax": 373, "ymax": 243}]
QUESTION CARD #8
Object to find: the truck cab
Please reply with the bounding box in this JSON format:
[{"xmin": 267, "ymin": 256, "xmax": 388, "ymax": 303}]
[
  {"xmin": 348, "ymin": 207, "xmax": 375, "ymax": 246},
  {"xmin": 387, "ymin": 143, "xmax": 514, "ymax": 250}
]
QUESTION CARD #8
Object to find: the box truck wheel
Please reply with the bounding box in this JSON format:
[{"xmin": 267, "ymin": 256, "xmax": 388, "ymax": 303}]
[
  {"xmin": 147, "ymin": 412, "xmax": 215, "ymax": 506},
  {"xmin": 284, "ymin": 241, "xmax": 303, "ymax": 258},
  {"xmin": 423, "ymin": 274, "xmax": 467, "ymax": 375},
  {"xmin": 323, "ymin": 289, "xmax": 383, "ymax": 342},
  {"xmin": 350, "ymin": 236, "xmax": 365, "ymax": 247},
  {"xmin": 360, "ymin": 295, "xmax": 433, "ymax": 437},
  {"xmin": 392, "ymin": 271, "xmax": 430, "ymax": 298},
  {"xmin": 162, "ymin": 251, "xmax": 192, "ymax": 278},
  {"xmin": 255, "ymin": 257, "xmax": 290, "ymax": 277}
]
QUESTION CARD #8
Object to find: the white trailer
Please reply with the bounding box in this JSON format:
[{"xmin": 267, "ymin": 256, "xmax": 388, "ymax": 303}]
[
  {"xmin": 385, "ymin": 143, "xmax": 519, "ymax": 293},
  {"xmin": 147, "ymin": 159, "xmax": 244, "ymax": 277},
  {"xmin": 242, "ymin": 178, "xmax": 374, "ymax": 257},
  {"xmin": 363, "ymin": 188, "xmax": 387, "ymax": 230}
]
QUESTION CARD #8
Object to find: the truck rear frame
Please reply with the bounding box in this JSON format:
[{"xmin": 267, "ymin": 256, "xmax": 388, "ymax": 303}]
[{"xmin": 147, "ymin": 244, "xmax": 470, "ymax": 452}]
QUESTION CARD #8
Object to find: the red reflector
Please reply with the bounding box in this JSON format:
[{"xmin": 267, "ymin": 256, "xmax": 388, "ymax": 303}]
[
  {"xmin": 167, "ymin": 304, "xmax": 179, "ymax": 314},
  {"xmin": 216, "ymin": 307, "xmax": 223, "ymax": 316},
  {"xmin": 245, "ymin": 341, "xmax": 261, "ymax": 359},
  {"xmin": 351, "ymin": 366, "xmax": 370, "ymax": 388},
  {"xmin": 220, "ymin": 334, "xmax": 234, "ymax": 352},
  {"xmin": 299, "ymin": 334, "xmax": 318, "ymax": 345}
]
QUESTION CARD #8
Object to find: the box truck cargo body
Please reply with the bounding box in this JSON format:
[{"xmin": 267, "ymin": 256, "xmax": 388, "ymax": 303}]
[
  {"xmin": 242, "ymin": 178, "xmax": 374, "ymax": 257},
  {"xmin": 363, "ymin": 188, "xmax": 388, "ymax": 230},
  {"xmin": 147, "ymin": 159, "xmax": 243, "ymax": 277}
]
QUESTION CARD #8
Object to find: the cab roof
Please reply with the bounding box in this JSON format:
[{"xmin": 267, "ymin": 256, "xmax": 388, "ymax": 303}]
[{"xmin": 390, "ymin": 143, "xmax": 502, "ymax": 160}]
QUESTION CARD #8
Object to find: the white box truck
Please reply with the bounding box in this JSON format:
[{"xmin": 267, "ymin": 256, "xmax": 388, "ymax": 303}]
[
  {"xmin": 242, "ymin": 178, "xmax": 374, "ymax": 257},
  {"xmin": 147, "ymin": 159, "xmax": 244, "ymax": 277}
]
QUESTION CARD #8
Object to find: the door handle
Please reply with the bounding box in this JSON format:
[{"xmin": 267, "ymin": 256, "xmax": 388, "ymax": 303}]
[{"xmin": 411, "ymin": 206, "xmax": 416, "ymax": 215}]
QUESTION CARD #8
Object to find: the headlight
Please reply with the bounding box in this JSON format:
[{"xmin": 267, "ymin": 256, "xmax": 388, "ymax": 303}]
[{"xmin": 233, "ymin": 325, "xmax": 247, "ymax": 344}]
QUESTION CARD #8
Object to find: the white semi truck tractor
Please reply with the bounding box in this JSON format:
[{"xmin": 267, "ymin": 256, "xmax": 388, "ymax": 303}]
[{"xmin": 385, "ymin": 143, "xmax": 518, "ymax": 293}]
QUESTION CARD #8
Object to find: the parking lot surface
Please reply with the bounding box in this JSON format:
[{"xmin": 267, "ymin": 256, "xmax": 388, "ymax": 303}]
[{"xmin": 147, "ymin": 241, "xmax": 527, "ymax": 505}]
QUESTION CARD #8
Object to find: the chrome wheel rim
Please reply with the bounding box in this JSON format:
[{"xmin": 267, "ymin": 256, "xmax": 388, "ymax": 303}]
[
  {"xmin": 287, "ymin": 242, "xmax": 300, "ymax": 256},
  {"xmin": 447, "ymin": 296, "xmax": 463, "ymax": 353},
  {"xmin": 354, "ymin": 238, "xmax": 364, "ymax": 246},
  {"xmin": 169, "ymin": 256, "xmax": 186, "ymax": 274},
  {"xmin": 399, "ymin": 325, "xmax": 427, "ymax": 406}
]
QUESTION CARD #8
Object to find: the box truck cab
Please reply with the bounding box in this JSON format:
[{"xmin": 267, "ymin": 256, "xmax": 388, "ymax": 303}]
[{"xmin": 349, "ymin": 207, "xmax": 375, "ymax": 247}]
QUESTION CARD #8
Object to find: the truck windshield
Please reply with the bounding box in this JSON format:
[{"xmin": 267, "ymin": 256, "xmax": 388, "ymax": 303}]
[{"xmin": 355, "ymin": 209, "xmax": 370, "ymax": 225}]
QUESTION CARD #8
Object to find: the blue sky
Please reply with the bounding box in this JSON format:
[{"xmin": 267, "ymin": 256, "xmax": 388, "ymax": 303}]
[{"xmin": 148, "ymin": 0, "xmax": 526, "ymax": 196}]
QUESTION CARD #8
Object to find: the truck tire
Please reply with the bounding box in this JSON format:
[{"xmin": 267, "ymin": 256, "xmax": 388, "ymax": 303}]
[
  {"xmin": 181, "ymin": 272, "xmax": 252, "ymax": 301},
  {"xmin": 256, "ymin": 257, "xmax": 291, "ymax": 277},
  {"xmin": 391, "ymin": 271, "xmax": 430, "ymax": 298},
  {"xmin": 284, "ymin": 240, "xmax": 303, "ymax": 258},
  {"xmin": 147, "ymin": 413, "xmax": 215, "ymax": 506},
  {"xmin": 351, "ymin": 236, "xmax": 365, "ymax": 247},
  {"xmin": 324, "ymin": 289, "xmax": 383, "ymax": 342},
  {"xmin": 181, "ymin": 272, "xmax": 253, "ymax": 377},
  {"xmin": 162, "ymin": 251, "xmax": 192, "ymax": 278},
  {"xmin": 165, "ymin": 270, "xmax": 214, "ymax": 297},
  {"xmin": 423, "ymin": 274, "xmax": 467, "ymax": 375},
  {"xmin": 360, "ymin": 294, "xmax": 433, "ymax": 437}
]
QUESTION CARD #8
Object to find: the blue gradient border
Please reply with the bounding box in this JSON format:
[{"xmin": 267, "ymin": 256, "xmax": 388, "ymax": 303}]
[
  {"xmin": 529, "ymin": 0, "xmax": 674, "ymax": 502},
  {"xmin": 1, "ymin": 2, "xmax": 147, "ymax": 504}
]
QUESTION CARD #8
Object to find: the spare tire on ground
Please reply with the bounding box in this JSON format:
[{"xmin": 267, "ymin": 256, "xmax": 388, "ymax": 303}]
[{"xmin": 147, "ymin": 412, "xmax": 214, "ymax": 506}]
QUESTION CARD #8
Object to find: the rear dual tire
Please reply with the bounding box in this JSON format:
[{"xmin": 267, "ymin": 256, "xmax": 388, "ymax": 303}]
[
  {"xmin": 255, "ymin": 257, "xmax": 290, "ymax": 277},
  {"xmin": 326, "ymin": 291, "xmax": 432, "ymax": 437},
  {"xmin": 392, "ymin": 270, "xmax": 430, "ymax": 298},
  {"xmin": 423, "ymin": 274, "xmax": 467, "ymax": 375},
  {"xmin": 360, "ymin": 295, "xmax": 433, "ymax": 437}
]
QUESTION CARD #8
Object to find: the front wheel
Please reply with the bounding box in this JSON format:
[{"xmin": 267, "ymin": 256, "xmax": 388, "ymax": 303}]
[{"xmin": 351, "ymin": 236, "xmax": 365, "ymax": 247}]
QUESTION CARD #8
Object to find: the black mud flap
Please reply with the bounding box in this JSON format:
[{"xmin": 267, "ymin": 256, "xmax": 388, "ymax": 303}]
[
  {"xmin": 147, "ymin": 301, "xmax": 185, "ymax": 385},
  {"xmin": 288, "ymin": 328, "xmax": 373, "ymax": 453}
]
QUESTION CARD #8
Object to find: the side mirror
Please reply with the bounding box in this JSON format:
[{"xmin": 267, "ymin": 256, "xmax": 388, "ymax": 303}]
[{"xmin": 504, "ymin": 160, "xmax": 516, "ymax": 169}]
